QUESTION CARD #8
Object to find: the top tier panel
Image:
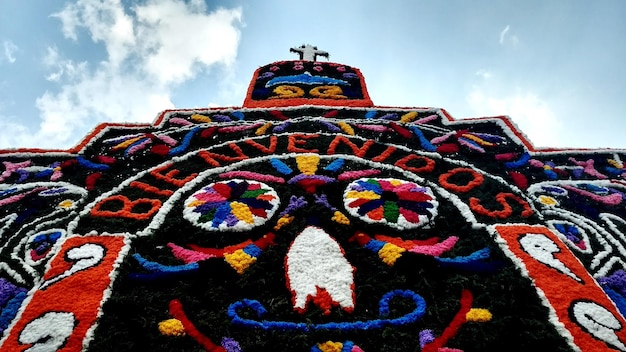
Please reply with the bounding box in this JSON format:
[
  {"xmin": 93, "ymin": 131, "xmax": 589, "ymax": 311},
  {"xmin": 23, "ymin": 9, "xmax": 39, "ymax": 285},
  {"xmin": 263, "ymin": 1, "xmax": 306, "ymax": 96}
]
[{"xmin": 243, "ymin": 60, "xmax": 374, "ymax": 108}]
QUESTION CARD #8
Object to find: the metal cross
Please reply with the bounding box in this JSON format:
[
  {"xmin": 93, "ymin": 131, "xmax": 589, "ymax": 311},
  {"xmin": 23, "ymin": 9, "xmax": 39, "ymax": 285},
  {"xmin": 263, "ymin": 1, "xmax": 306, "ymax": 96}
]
[{"xmin": 289, "ymin": 44, "xmax": 329, "ymax": 62}]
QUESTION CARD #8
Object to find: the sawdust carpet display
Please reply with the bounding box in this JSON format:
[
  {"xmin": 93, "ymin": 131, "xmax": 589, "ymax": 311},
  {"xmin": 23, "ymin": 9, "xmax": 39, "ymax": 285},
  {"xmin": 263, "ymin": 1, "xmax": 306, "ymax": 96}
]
[{"xmin": 1, "ymin": 44, "xmax": 626, "ymax": 351}]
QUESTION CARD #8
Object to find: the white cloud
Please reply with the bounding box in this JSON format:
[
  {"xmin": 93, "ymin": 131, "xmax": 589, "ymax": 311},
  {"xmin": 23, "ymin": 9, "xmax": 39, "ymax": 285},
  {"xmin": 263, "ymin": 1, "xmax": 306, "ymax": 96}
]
[
  {"xmin": 12, "ymin": 0, "xmax": 243, "ymax": 148},
  {"xmin": 2, "ymin": 41, "xmax": 18, "ymax": 63},
  {"xmin": 43, "ymin": 46, "xmax": 60, "ymax": 67},
  {"xmin": 499, "ymin": 25, "xmax": 519, "ymax": 47},
  {"xmin": 0, "ymin": 119, "xmax": 33, "ymax": 149},
  {"xmin": 499, "ymin": 25, "xmax": 510, "ymax": 44},
  {"xmin": 475, "ymin": 69, "xmax": 493, "ymax": 80},
  {"xmin": 35, "ymin": 67, "xmax": 176, "ymax": 145},
  {"xmin": 134, "ymin": 4, "xmax": 241, "ymax": 85},
  {"xmin": 50, "ymin": 4, "xmax": 80, "ymax": 41},
  {"xmin": 43, "ymin": 46, "xmax": 88, "ymax": 82},
  {"xmin": 51, "ymin": 0, "xmax": 136, "ymax": 67},
  {"xmin": 467, "ymin": 85, "xmax": 562, "ymax": 147}
]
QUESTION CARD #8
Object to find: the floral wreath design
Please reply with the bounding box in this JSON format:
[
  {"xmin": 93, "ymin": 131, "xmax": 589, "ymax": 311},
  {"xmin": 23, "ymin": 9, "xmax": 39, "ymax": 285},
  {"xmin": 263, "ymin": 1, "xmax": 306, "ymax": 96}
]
[
  {"xmin": 343, "ymin": 178, "xmax": 438, "ymax": 229},
  {"xmin": 183, "ymin": 179, "xmax": 280, "ymax": 231}
]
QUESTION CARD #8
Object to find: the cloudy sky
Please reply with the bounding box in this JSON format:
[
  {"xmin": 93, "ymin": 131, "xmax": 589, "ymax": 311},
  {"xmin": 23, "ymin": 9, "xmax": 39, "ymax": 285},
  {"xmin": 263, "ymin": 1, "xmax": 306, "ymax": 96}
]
[{"xmin": 1, "ymin": 0, "xmax": 625, "ymax": 149}]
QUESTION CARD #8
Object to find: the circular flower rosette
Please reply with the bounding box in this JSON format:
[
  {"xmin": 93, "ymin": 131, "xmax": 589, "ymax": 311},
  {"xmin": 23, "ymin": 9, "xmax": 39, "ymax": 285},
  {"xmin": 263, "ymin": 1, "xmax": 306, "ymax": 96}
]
[
  {"xmin": 183, "ymin": 179, "xmax": 280, "ymax": 231},
  {"xmin": 343, "ymin": 178, "xmax": 438, "ymax": 229}
]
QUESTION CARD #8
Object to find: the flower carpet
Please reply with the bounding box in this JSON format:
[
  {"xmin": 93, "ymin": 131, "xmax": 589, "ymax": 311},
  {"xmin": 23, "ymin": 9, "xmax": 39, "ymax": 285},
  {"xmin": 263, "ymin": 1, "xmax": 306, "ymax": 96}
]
[{"xmin": 1, "ymin": 55, "xmax": 626, "ymax": 351}]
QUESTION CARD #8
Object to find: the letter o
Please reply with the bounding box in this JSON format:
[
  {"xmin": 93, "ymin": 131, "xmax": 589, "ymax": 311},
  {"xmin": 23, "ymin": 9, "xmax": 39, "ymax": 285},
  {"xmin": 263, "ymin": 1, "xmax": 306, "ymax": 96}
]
[{"xmin": 439, "ymin": 167, "xmax": 484, "ymax": 193}]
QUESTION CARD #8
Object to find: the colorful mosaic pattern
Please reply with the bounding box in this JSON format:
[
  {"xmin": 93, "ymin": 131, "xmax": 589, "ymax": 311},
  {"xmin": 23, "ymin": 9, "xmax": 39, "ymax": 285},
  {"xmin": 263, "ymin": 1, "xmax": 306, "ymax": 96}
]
[
  {"xmin": 1, "ymin": 59, "xmax": 626, "ymax": 351},
  {"xmin": 183, "ymin": 179, "xmax": 280, "ymax": 231},
  {"xmin": 343, "ymin": 178, "xmax": 438, "ymax": 229}
]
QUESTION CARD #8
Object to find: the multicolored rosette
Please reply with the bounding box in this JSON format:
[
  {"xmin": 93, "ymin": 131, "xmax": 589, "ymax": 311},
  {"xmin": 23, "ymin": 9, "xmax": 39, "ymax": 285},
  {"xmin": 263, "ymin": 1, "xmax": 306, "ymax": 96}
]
[
  {"xmin": 343, "ymin": 178, "xmax": 438, "ymax": 229},
  {"xmin": 183, "ymin": 179, "xmax": 280, "ymax": 231}
]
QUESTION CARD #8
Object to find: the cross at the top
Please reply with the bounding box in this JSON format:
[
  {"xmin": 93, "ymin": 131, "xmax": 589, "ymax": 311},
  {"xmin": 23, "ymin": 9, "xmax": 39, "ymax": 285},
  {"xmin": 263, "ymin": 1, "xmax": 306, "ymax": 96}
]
[{"xmin": 290, "ymin": 44, "xmax": 329, "ymax": 62}]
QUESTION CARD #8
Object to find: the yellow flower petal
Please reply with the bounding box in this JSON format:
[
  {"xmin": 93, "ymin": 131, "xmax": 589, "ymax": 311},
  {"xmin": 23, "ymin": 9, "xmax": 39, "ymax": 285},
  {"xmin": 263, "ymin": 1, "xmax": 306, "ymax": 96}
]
[
  {"xmin": 255, "ymin": 122, "xmax": 272, "ymax": 135},
  {"xmin": 608, "ymin": 159, "xmax": 623, "ymax": 168},
  {"xmin": 190, "ymin": 114, "xmax": 211, "ymax": 123},
  {"xmin": 58, "ymin": 200, "xmax": 74, "ymax": 209},
  {"xmin": 316, "ymin": 341, "xmax": 343, "ymax": 352},
  {"xmin": 466, "ymin": 308, "xmax": 492, "ymax": 322},
  {"xmin": 462, "ymin": 133, "xmax": 494, "ymax": 146},
  {"xmin": 388, "ymin": 179, "xmax": 403, "ymax": 186},
  {"xmin": 345, "ymin": 190, "xmax": 380, "ymax": 200},
  {"xmin": 158, "ymin": 319, "xmax": 186, "ymax": 336},
  {"xmin": 338, "ymin": 121, "xmax": 355, "ymax": 135},
  {"xmin": 187, "ymin": 199, "xmax": 205, "ymax": 207},
  {"xmin": 112, "ymin": 137, "xmax": 142, "ymax": 150},
  {"xmin": 274, "ymin": 215, "xmax": 294, "ymax": 230},
  {"xmin": 399, "ymin": 111, "xmax": 418, "ymax": 123},
  {"xmin": 538, "ymin": 195, "xmax": 558, "ymax": 206},
  {"xmin": 296, "ymin": 155, "xmax": 320, "ymax": 175},
  {"xmin": 331, "ymin": 211, "xmax": 350, "ymax": 225},
  {"xmin": 224, "ymin": 250, "xmax": 256, "ymax": 274},
  {"xmin": 378, "ymin": 243, "xmax": 406, "ymax": 266},
  {"xmin": 231, "ymin": 201, "xmax": 254, "ymax": 224}
]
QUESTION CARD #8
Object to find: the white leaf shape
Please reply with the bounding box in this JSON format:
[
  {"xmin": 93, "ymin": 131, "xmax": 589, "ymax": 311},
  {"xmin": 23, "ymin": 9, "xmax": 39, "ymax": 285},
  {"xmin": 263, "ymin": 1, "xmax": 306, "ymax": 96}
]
[{"xmin": 286, "ymin": 225, "xmax": 355, "ymax": 315}]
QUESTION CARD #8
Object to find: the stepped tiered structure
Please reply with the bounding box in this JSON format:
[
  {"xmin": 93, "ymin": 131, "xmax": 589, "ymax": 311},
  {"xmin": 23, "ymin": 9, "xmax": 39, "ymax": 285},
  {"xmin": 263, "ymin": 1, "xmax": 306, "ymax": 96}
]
[{"xmin": 2, "ymin": 46, "xmax": 626, "ymax": 351}]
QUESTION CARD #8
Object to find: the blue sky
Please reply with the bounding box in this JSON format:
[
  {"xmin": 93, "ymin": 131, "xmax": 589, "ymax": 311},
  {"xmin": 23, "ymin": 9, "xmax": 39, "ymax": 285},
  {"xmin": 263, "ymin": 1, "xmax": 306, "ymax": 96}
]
[{"xmin": 0, "ymin": 0, "xmax": 625, "ymax": 149}]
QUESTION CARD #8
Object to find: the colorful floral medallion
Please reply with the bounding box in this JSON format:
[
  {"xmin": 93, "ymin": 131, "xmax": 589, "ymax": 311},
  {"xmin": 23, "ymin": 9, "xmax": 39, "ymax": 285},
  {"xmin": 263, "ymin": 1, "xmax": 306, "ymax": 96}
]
[
  {"xmin": 343, "ymin": 178, "xmax": 438, "ymax": 229},
  {"xmin": 183, "ymin": 179, "xmax": 280, "ymax": 231}
]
